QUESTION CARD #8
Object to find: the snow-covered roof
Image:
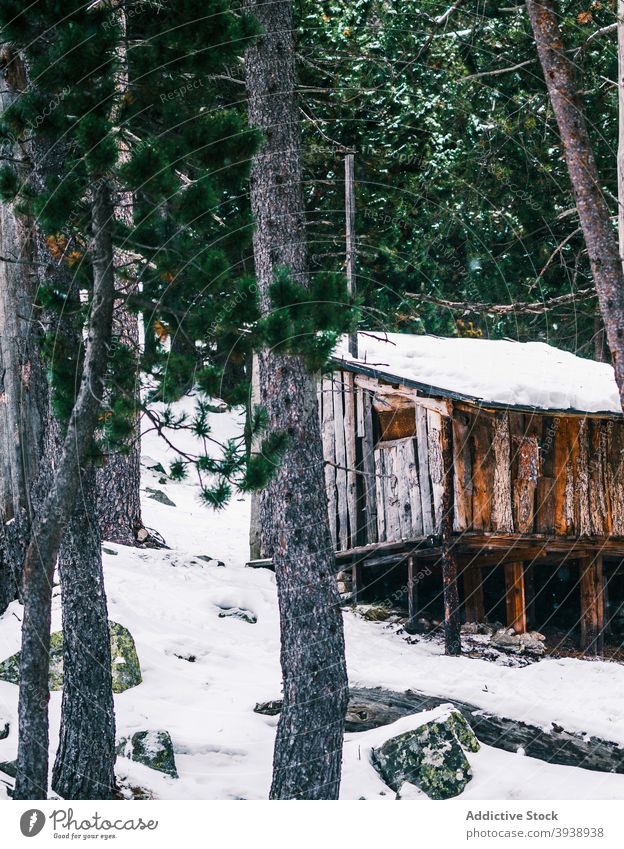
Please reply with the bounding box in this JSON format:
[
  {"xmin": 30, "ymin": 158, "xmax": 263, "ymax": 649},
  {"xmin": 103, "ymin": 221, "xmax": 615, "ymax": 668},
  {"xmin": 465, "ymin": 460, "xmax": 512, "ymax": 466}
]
[{"xmin": 333, "ymin": 332, "xmax": 622, "ymax": 415}]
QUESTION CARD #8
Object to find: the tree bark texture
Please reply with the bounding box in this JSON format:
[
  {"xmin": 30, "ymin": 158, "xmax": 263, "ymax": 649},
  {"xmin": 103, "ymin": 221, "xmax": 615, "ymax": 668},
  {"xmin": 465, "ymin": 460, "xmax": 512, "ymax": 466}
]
[
  {"xmin": 52, "ymin": 469, "xmax": 116, "ymax": 799},
  {"xmin": 14, "ymin": 178, "xmax": 116, "ymax": 800},
  {"xmin": 96, "ymin": 10, "xmax": 143, "ymax": 547},
  {"xmin": 244, "ymin": 0, "xmax": 349, "ymax": 800},
  {"xmin": 0, "ymin": 49, "xmax": 49, "ymax": 613},
  {"xmin": 527, "ymin": 0, "xmax": 624, "ymax": 408},
  {"xmin": 441, "ymin": 416, "xmax": 461, "ymax": 655}
]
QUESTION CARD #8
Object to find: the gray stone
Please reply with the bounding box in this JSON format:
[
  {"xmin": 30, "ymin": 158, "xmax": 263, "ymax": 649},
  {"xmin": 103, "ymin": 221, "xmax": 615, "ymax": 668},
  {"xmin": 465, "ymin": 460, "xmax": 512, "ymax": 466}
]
[
  {"xmin": 116, "ymin": 730, "xmax": 178, "ymax": 778},
  {"xmin": 0, "ymin": 621, "xmax": 142, "ymax": 693},
  {"xmin": 491, "ymin": 628, "xmax": 545, "ymax": 656},
  {"xmin": 372, "ymin": 707, "xmax": 479, "ymax": 799},
  {"xmin": 145, "ymin": 488, "xmax": 176, "ymax": 507},
  {"xmin": 0, "ymin": 721, "xmax": 8, "ymax": 740}
]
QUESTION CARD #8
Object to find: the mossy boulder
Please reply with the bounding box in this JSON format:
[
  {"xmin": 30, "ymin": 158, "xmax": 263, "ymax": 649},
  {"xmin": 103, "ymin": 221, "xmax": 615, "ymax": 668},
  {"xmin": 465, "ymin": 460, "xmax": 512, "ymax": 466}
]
[
  {"xmin": 0, "ymin": 760, "xmax": 16, "ymax": 779},
  {"xmin": 372, "ymin": 707, "xmax": 479, "ymax": 799},
  {"xmin": 116, "ymin": 730, "xmax": 178, "ymax": 778},
  {"xmin": 0, "ymin": 621, "xmax": 141, "ymax": 693},
  {"xmin": 109, "ymin": 622, "xmax": 142, "ymax": 693}
]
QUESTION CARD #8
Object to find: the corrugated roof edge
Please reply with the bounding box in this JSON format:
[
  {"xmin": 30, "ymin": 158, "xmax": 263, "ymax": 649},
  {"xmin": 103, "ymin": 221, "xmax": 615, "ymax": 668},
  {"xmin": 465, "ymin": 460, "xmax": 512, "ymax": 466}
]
[{"xmin": 330, "ymin": 356, "xmax": 624, "ymax": 419}]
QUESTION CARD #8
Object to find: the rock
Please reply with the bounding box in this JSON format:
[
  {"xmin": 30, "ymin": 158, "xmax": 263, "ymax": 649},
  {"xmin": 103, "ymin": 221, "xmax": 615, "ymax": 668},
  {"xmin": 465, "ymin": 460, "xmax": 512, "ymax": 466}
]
[
  {"xmin": 109, "ymin": 622, "xmax": 143, "ymax": 693},
  {"xmin": 196, "ymin": 555, "xmax": 225, "ymax": 567},
  {"xmin": 136, "ymin": 528, "xmax": 149, "ymax": 543},
  {"xmin": 145, "ymin": 488, "xmax": 176, "ymax": 507},
  {"xmin": 103, "ymin": 547, "xmax": 118, "ymax": 556},
  {"xmin": 0, "ymin": 760, "xmax": 16, "ymax": 778},
  {"xmin": 461, "ymin": 622, "xmax": 480, "ymax": 635},
  {"xmin": 404, "ymin": 616, "xmax": 433, "ymax": 635},
  {"xmin": 254, "ymin": 700, "xmax": 283, "ymax": 716},
  {"xmin": 117, "ymin": 730, "xmax": 178, "ymax": 778},
  {"xmin": 491, "ymin": 628, "xmax": 545, "ymax": 656},
  {"xmin": 359, "ymin": 604, "xmax": 393, "ymax": 622},
  {"xmin": 218, "ymin": 606, "xmax": 257, "ymax": 624},
  {"xmin": 372, "ymin": 707, "xmax": 478, "ymax": 799},
  {"xmin": 0, "ymin": 721, "xmax": 9, "ymax": 740},
  {"xmin": 0, "ymin": 621, "xmax": 141, "ymax": 693}
]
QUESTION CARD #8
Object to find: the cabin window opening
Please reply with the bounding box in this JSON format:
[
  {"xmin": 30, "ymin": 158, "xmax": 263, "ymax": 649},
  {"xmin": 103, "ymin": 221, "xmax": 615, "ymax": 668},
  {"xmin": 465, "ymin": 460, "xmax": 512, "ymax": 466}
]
[
  {"xmin": 375, "ymin": 405, "xmax": 417, "ymax": 444},
  {"xmin": 532, "ymin": 562, "xmax": 580, "ymax": 635}
]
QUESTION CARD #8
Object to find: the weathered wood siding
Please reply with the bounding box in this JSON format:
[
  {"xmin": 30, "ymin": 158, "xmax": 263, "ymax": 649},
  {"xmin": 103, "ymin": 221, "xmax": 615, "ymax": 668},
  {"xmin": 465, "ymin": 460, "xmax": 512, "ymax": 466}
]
[
  {"xmin": 321, "ymin": 369, "xmax": 624, "ymax": 550},
  {"xmin": 452, "ymin": 407, "xmax": 624, "ymax": 537}
]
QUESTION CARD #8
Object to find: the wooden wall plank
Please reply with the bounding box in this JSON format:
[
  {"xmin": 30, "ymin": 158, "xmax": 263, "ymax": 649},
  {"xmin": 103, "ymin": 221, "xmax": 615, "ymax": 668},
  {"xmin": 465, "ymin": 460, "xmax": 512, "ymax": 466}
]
[
  {"xmin": 452, "ymin": 413, "xmax": 472, "ymax": 531},
  {"xmin": 406, "ymin": 438, "xmax": 423, "ymax": 536},
  {"xmin": 491, "ymin": 412, "xmax": 514, "ymax": 532},
  {"xmin": 463, "ymin": 567, "xmax": 485, "ymax": 623},
  {"xmin": 374, "ymin": 447, "xmax": 387, "ymax": 542},
  {"xmin": 415, "ymin": 406, "xmax": 434, "ymax": 534},
  {"xmin": 333, "ymin": 374, "xmax": 349, "ymax": 550},
  {"xmin": 607, "ymin": 421, "xmax": 624, "ymax": 535},
  {"xmin": 575, "ymin": 417, "xmax": 591, "ymax": 536},
  {"xmin": 361, "ymin": 389, "xmax": 378, "ymax": 544},
  {"xmin": 321, "ymin": 375, "xmax": 337, "ymax": 548},
  {"xmin": 344, "ymin": 372, "xmax": 358, "ymax": 548},
  {"xmin": 427, "ymin": 410, "xmax": 444, "ymax": 533},
  {"xmin": 471, "ymin": 413, "xmax": 494, "ymax": 530}
]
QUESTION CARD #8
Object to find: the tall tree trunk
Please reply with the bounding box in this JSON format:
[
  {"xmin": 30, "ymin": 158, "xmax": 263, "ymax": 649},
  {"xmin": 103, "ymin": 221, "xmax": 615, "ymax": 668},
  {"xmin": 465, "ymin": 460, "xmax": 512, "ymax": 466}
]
[
  {"xmin": 618, "ymin": 0, "xmax": 624, "ymax": 268},
  {"xmin": 14, "ymin": 178, "xmax": 116, "ymax": 800},
  {"xmin": 0, "ymin": 49, "xmax": 49, "ymax": 614},
  {"xmin": 96, "ymin": 8, "xmax": 143, "ymax": 547},
  {"xmin": 526, "ymin": 0, "xmax": 624, "ymax": 408},
  {"xmin": 244, "ymin": 0, "xmax": 349, "ymax": 800},
  {"xmin": 52, "ymin": 469, "xmax": 116, "ymax": 799},
  {"xmin": 96, "ymin": 301, "xmax": 142, "ymax": 546}
]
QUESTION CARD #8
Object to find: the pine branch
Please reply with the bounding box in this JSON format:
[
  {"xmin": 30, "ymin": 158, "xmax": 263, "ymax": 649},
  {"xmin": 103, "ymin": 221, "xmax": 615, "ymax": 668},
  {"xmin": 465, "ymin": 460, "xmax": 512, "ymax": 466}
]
[{"xmin": 405, "ymin": 286, "xmax": 596, "ymax": 315}]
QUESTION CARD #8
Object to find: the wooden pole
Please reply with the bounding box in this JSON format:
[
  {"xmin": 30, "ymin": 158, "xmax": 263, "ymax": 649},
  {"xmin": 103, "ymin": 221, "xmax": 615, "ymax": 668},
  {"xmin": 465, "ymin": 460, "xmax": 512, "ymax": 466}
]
[
  {"xmin": 407, "ymin": 556, "xmax": 419, "ymax": 628},
  {"xmin": 441, "ymin": 416, "xmax": 461, "ymax": 655},
  {"xmin": 504, "ymin": 562, "xmax": 527, "ymax": 633},
  {"xmin": 579, "ymin": 554, "xmax": 604, "ymax": 656},
  {"xmin": 463, "ymin": 567, "xmax": 485, "ymax": 623},
  {"xmin": 524, "ymin": 562, "xmax": 536, "ymax": 629},
  {"xmin": 345, "ymin": 153, "xmax": 358, "ymax": 359}
]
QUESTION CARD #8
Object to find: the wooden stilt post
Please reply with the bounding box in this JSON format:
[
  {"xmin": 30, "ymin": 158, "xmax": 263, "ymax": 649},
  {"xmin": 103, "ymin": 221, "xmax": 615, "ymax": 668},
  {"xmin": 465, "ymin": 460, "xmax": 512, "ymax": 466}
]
[
  {"xmin": 463, "ymin": 567, "xmax": 485, "ymax": 623},
  {"xmin": 504, "ymin": 562, "xmax": 526, "ymax": 634},
  {"xmin": 407, "ymin": 556, "xmax": 419, "ymax": 629},
  {"xmin": 441, "ymin": 417, "xmax": 461, "ymax": 655},
  {"xmin": 580, "ymin": 554, "xmax": 604, "ymax": 656},
  {"xmin": 351, "ymin": 561, "xmax": 360, "ymax": 605},
  {"xmin": 524, "ymin": 562, "xmax": 536, "ymax": 630}
]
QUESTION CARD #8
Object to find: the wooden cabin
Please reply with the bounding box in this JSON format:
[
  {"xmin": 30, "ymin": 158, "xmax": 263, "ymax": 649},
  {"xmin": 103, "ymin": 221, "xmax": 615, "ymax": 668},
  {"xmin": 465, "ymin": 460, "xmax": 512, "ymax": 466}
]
[
  {"xmin": 249, "ymin": 332, "xmax": 624, "ymax": 654},
  {"xmin": 318, "ymin": 333, "xmax": 624, "ymax": 655}
]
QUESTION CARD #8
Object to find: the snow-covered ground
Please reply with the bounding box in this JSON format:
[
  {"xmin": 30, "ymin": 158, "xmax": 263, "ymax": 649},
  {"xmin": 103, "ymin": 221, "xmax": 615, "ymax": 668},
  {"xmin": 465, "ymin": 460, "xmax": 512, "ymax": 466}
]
[{"xmin": 1, "ymin": 399, "xmax": 624, "ymax": 800}]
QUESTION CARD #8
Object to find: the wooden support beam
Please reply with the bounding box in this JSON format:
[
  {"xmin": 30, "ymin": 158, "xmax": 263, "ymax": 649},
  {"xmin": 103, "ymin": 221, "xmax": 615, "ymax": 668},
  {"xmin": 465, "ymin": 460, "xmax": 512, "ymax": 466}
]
[
  {"xmin": 462, "ymin": 567, "xmax": 485, "ymax": 623},
  {"xmin": 504, "ymin": 562, "xmax": 526, "ymax": 633},
  {"xmin": 407, "ymin": 556, "xmax": 418, "ymax": 628},
  {"xmin": 579, "ymin": 555, "xmax": 604, "ymax": 656},
  {"xmin": 352, "ymin": 561, "xmax": 360, "ymax": 604},
  {"xmin": 524, "ymin": 562, "xmax": 536, "ymax": 629}
]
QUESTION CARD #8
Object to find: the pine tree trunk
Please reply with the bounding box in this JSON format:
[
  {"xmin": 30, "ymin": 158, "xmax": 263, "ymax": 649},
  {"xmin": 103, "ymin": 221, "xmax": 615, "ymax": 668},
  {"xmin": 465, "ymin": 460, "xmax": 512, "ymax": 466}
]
[
  {"xmin": 0, "ymin": 49, "xmax": 49, "ymax": 614},
  {"xmin": 527, "ymin": 0, "xmax": 624, "ymax": 408},
  {"xmin": 96, "ymin": 10, "xmax": 142, "ymax": 547},
  {"xmin": 52, "ymin": 469, "xmax": 116, "ymax": 799},
  {"xmin": 96, "ymin": 303, "xmax": 142, "ymax": 547},
  {"xmin": 244, "ymin": 0, "xmax": 349, "ymax": 800},
  {"xmin": 14, "ymin": 178, "xmax": 116, "ymax": 800}
]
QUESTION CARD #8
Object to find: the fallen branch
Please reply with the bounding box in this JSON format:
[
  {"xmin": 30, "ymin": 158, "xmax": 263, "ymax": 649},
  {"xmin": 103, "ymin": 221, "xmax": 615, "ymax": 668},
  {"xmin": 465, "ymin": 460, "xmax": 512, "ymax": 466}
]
[{"xmin": 405, "ymin": 286, "xmax": 596, "ymax": 315}]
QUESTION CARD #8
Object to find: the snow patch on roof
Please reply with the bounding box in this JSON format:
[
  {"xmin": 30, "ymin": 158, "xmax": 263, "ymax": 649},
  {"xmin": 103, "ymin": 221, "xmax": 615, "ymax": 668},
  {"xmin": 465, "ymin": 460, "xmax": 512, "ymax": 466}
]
[{"xmin": 334, "ymin": 332, "xmax": 621, "ymax": 414}]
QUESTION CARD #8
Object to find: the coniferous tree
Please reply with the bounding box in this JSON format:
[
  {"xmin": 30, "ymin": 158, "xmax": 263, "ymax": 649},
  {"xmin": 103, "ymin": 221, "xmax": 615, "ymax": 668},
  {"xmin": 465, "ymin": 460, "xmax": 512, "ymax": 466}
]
[{"xmin": 244, "ymin": 0, "xmax": 352, "ymax": 800}]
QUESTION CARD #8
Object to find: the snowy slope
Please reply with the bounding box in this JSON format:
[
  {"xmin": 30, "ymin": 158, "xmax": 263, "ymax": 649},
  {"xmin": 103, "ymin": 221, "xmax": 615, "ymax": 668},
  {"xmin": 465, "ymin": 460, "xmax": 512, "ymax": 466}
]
[
  {"xmin": 334, "ymin": 332, "xmax": 622, "ymax": 414},
  {"xmin": 1, "ymin": 397, "xmax": 624, "ymax": 800}
]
